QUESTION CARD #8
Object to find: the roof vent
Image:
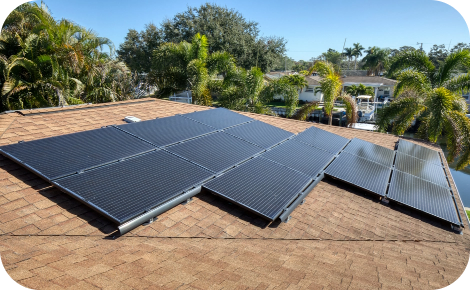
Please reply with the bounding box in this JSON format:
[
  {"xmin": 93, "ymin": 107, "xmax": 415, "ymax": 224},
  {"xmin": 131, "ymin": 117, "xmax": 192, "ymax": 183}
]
[{"xmin": 124, "ymin": 116, "xmax": 141, "ymax": 123}]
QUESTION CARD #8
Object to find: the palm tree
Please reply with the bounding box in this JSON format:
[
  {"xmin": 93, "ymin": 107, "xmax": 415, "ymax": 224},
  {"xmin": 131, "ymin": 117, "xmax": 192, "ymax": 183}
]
[
  {"xmin": 345, "ymin": 84, "xmax": 374, "ymax": 97},
  {"xmin": 218, "ymin": 67, "xmax": 300, "ymax": 117},
  {"xmin": 0, "ymin": 2, "xmax": 133, "ymax": 111},
  {"xmin": 281, "ymin": 74, "xmax": 308, "ymax": 93},
  {"xmin": 362, "ymin": 46, "xmax": 391, "ymax": 76},
  {"xmin": 343, "ymin": 47, "xmax": 354, "ymax": 70},
  {"xmin": 377, "ymin": 49, "xmax": 470, "ymax": 169},
  {"xmin": 352, "ymin": 43, "xmax": 364, "ymax": 70},
  {"xmin": 152, "ymin": 33, "xmax": 235, "ymax": 106},
  {"xmin": 312, "ymin": 61, "xmax": 357, "ymax": 126}
]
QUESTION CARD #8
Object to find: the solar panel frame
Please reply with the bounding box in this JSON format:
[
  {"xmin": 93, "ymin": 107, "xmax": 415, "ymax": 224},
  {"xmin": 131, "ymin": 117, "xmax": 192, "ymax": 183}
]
[
  {"xmin": 203, "ymin": 157, "xmax": 313, "ymax": 221},
  {"xmin": 115, "ymin": 115, "xmax": 216, "ymax": 147},
  {"xmin": 294, "ymin": 126, "xmax": 350, "ymax": 154},
  {"xmin": 387, "ymin": 170, "xmax": 460, "ymax": 225},
  {"xmin": 53, "ymin": 150, "xmax": 215, "ymax": 224},
  {"xmin": 397, "ymin": 139, "xmax": 442, "ymax": 166},
  {"xmin": 164, "ymin": 132, "xmax": 265, "ymax": 174},
  {"xmin": 223, "ymin": 120, "xmax": 294, "ymax": 149},
  {"xmin": 261, "ymin": 139, "xmax": 335, "ymax": 177},
  {"xmin": 180, "ymin": 108, "xmax": 253, "ymax": 130},
  {"xmin": 343, "ymin": 138, "xmax": 395, "ymax": 167},
  {"xmin": 394, "ymin": 152, "xmax": 449, "ymax": 188},
  {"xmin": 324, "ymin": 152, "xmax": 392, "ymax": 196},
  {"xmin": 0, "ymin": 127, "xmax": 156, "ymax": 181}
]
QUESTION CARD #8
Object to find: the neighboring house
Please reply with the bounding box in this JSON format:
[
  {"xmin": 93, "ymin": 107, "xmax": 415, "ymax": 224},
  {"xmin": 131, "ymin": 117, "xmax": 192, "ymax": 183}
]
[
  {"xmin": 0, "ymin": 98, "xmax": 468, "ymax": 290},
  {"xmin": 265, "ymin": 72, "xmax": 397, "ymax": 103}
]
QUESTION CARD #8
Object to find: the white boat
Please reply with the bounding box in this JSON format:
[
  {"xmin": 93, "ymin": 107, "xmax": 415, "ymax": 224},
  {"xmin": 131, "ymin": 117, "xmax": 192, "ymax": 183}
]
[{"xmin": 356, "ymin": 95, "xmax": 375, "ymax": 122}]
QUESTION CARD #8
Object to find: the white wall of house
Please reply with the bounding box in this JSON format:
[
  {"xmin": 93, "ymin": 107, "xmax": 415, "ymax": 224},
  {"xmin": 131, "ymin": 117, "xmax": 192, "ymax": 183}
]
[{"xmin": 274, "ymin": 85, "xmax": 323, "ymax": 102}]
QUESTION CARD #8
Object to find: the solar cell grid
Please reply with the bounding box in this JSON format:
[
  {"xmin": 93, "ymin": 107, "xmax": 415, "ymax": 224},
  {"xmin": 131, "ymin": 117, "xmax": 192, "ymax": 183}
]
[
  {"xmin": 203, "ymin": 157, "xmax": 312, "ymax": 220},
  {"xmin": 0, "ymin": 127, "xmax": 155, "ymax": 181},
  {"xmin": 262, "ymin": 139, "xmax": 334, "ymax": 177},
  {"xmin": 397, "ymin": 139, "xmax": 442, "ymax": 165},
  {"xmin": 324, "ymin": 152, "xmax": 391, "ymax": 196},
  {"xmin": 294, "ymin": 126, "xmax": 349, "ymax": 154},
  {"xmin": 54, "ymin": 150, "xmax": 214, "ymax": 224},
  {"xmin": 181, "ymin": 108, "xmax": 253, "ymax": 130},
  {"xmin": 387, "ymin": 170, "xmax": 460, "ymax": 225},
  {"xmin": 394, "ymin": 152, "xmax": 449, "ymax": 188},
  {"xmin": 115, "ymin": 115, "xmax": 215, "ymax": 147},
  {"xmin": 165, "ymin": 132, "xmax": 264, "ymax": 173},
  {"xmin": 343, "ymin": 138, "xmax": 395, "ymax": 167},
  {"xmin": 223, "ymin": 121, "xmax": 294, "ymax": 149}
]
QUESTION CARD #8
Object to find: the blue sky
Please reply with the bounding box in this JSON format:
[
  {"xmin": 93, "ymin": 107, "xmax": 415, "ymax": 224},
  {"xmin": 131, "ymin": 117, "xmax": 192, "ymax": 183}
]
[{"xmin": 27, "ymin": 0, "xmax": 470, "ymax": 61}]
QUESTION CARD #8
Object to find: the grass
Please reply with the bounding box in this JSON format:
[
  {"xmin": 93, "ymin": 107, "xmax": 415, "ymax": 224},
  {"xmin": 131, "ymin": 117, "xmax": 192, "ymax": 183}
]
[{"xmin": 466, "ymin": 210, "xmax": 470, "ymax": 220}]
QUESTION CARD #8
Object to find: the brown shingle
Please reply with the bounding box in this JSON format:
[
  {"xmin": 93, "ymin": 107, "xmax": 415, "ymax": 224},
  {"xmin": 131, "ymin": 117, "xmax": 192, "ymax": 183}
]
[{"xmin": 0, "ymin": 99, "xmax": 469, "ymax": 289}]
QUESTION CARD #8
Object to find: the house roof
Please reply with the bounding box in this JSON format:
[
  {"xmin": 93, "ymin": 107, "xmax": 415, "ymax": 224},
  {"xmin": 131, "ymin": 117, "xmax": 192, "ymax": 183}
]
[
  {"xmin": 0, "ymin": 98, "xmax": 469, "ymax": 289},
  {"xmin": 304, "ymin": 75, "xmax": 398, "ymax": 87},
  {"xmin": 341, "ymin": 76, "xmax": 398, "ymax": 86}
]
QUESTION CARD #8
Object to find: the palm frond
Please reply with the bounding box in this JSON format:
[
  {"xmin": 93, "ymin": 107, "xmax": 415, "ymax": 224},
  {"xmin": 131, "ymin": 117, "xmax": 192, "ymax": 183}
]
[
  {"xmin": 437, "ymin": 50, "xmax": 470, "ymax": 86},
  {"xmin": 292, "ymin": 101, "xmax": 318, "ymax": 121},
  {"xmin": 444, "ymin": 111, "xmax": 470, "ymax": 170},
  {"xmin": 387, "ymin": 50, "xmax": 435, "ymax": 78},
  {"xmin": 376, "ymin": 96, "xmax": 424, "ymax": 134},
  {"xmin": 393, "ymin": 69, "xmax": 431, "ymax": 98}
]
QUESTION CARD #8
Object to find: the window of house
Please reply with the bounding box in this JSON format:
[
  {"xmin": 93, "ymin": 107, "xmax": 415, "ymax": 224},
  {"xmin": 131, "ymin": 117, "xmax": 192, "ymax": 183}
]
[{"xmin": 383, "ymin": 87, "xmax": 390, "ymax": 95}]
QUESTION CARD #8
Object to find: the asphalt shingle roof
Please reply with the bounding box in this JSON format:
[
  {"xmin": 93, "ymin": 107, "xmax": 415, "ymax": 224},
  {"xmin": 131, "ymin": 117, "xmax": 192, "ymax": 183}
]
[{"xmin": 0, "ymin": 98, "xmax": 468, "ymax": 289}]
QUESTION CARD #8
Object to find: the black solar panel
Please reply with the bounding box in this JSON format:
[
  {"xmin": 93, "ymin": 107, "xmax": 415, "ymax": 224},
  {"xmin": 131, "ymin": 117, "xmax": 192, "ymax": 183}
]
[
  {"xmin": 165, "ymin": 132, "xmax": 264, "ymax": 173},
  {"xmin": 223, "ymin": 121, "xmax": 294, "ymax": 149},
  {"xmin": 394, "ymin": 152, "xmax": 449, "ymax": 188},
  {"xmin": 295, "ymin": 126, "xmax": 349, "ymax": 154},
  {"xmin": 343, "ymin": 138, "xmax": 395, "ymax": 167},
  {"xmin": 397, "ymin": 139, "xmax": 441, "ymax": 166},
  {"xmin": 181, "ymin": 108, "xmax": 253, "ymax": 130},
  {"xmin": 203, "ymin": 157, "xmax": 312, "ymax": 221},
  {"xmin": 54, "ymin": 150, "xmax": 214, "ymax": 224},
  {"xmin": 387, "ymin": 170, "xmax": 460, "ymax": 225},
  {"xmin": 262, "ymin": 140, "xmax": 334, "ymax": 177},
  {"xmin": 324, "ymin": 152, "xmax": 391, "ymax": 196},
  {"xmin": 0, "ymin": 127, "xmax": 155, "ymax": 181},
  {"xmin": 115, "ymin": 115, "xmax": 215, "ymax": 147}
]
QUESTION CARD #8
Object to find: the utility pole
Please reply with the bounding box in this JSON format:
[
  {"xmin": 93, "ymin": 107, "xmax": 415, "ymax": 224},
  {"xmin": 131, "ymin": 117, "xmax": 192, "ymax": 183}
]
[
  {"xmin": 417, "ymin": 42, "xmax": 423, "ymax": 51},
  {"xmin": 341, "ymin": 38, "xmax": 347, "ymax": 68}
]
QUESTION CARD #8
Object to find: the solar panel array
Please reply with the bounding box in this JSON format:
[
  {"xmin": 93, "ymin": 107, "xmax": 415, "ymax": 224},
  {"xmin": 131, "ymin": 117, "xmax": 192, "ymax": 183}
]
[
  {"xmin": 165, "ymin": 132, "xmax": 263, "ymax": 174},
  {"xmin": 0, "ymin": 127, "xmax": 156, "ymax": 180},
  {"xmin": 294, "ymin": 126, "xmax": 349, "ymax": 154},
  {"xmin": 181, "ymin": 108, "xmax": 253, "ymax": 129},
  {"xmin": 224, "ymin": 121, "xmax": 294, "ymax": 149},
  {"xmin": 203, "ymin": 157, "xmax": 313, "ymax": 220},
  {"xmin": 115, "ymin": 115, "xmax": 215, "ymax": 147},
  {"xmin": 0, "ymin": 107, "xmax": 463, "ymax": 231},
  {"xmin": 325, "ymin": 152, "xmax": 391, "ymax": 196},
  {"xmin": 54, "ymin": 150, "xmax": 214, "ymax": 224}
]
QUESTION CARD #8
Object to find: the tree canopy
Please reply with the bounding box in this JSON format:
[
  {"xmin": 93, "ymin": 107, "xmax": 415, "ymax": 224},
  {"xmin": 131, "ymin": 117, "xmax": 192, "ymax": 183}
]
[
  {"xmin": 378, "ymin": 49, "xmax": 470, "ymax": 169},
  {"xmin": 160, "ymin": 3, "xmax": 286, "ymax": 73},
  {"xmin": 0, "ymin": 2, "xmax": 134, "ymax": 112}
]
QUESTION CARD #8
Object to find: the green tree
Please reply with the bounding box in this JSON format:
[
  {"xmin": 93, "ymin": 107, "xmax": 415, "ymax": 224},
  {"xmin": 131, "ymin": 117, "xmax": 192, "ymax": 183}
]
[
  {"xmin": 281, "ymin": 74, "xmax": 308, "ymax": 93},
  {"xmin": 428, "ymin": 44, "xmax": 448, "ymax": 69},
  {"xmin": 321, "ymin": 49, "xmax": 342, "ymax": 69},
  {"xmin": 161, "ymin": 3, "xmax": 286, "ymax": 72},
  {"xmin": 343, "ymin": 47, "xmax": 354, "ymax": 69},
  {"xmin": 352, "ymin": 43, "xmax": 364, "ymax": 70},
  {"xmin": 378, "ymin": 50, "xmax": 470, "ymax": 169},
  {"xmin": 0, "ymin": 2, "xmax": 132, "ymax": 111},
  {"xmin": 152, "ymin": 33, "xmax": 235, "ymax": 105},
  {"xmin": 312, "ymin": 61, "xmax": 343, "ymax": 125},
  {"xmin": 362, "ymin": 46, "xmax": 391, "ymax": 75},
  {"xmin": 345, "ymin": 84, "xmax": 374, "ymax": 97},
  {"xmin": 218, "ymin": 67, "xmax": 300, "ymax": 116}
]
